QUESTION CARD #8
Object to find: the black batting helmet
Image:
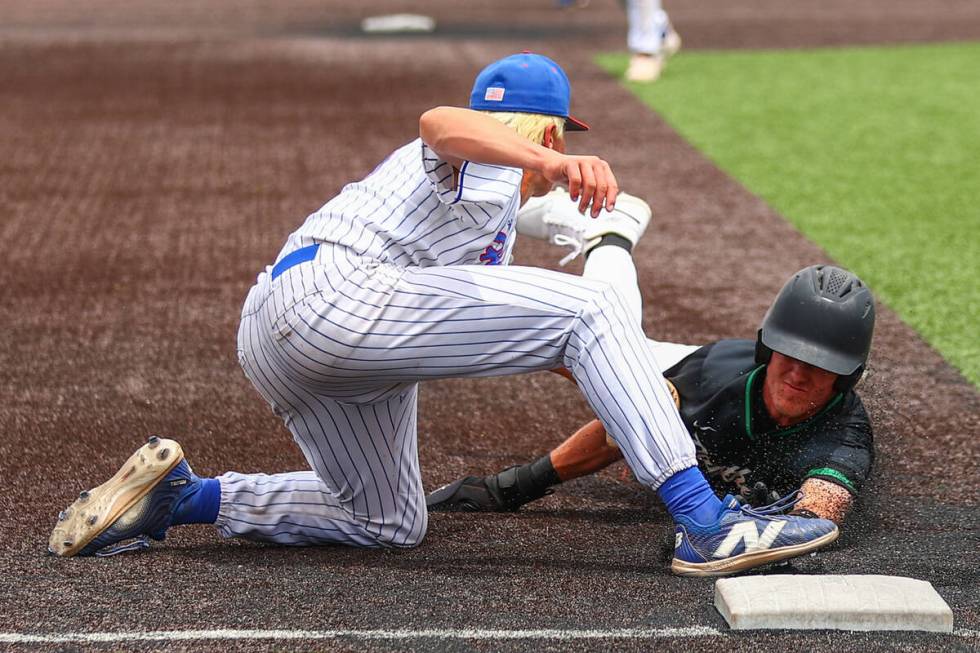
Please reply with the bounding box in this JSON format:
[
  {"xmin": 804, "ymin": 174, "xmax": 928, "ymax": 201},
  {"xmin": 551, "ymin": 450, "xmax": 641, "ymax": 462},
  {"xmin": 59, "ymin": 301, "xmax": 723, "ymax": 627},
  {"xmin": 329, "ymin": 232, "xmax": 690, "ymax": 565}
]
[{"xmin": 755, "ymin": 265, "xmax": 876, "ymax": 392}]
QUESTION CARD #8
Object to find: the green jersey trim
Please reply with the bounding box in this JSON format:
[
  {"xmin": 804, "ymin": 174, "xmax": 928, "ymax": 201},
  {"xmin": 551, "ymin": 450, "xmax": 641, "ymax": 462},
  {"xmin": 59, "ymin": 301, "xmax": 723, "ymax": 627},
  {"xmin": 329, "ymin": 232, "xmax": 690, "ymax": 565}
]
[
  {"xmin": 806, "ymin": 467, "xmax": 857, "ymax": 494},
  {"xmin": 743, "ymin": 365, "xmax": 844, "ymax": 439}
]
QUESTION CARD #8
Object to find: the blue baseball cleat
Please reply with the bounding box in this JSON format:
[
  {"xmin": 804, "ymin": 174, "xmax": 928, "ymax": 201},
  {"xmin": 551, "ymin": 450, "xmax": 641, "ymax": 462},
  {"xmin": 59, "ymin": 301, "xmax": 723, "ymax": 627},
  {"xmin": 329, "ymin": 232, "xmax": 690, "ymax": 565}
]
[
  {"xmin": 48, "ymin": 437, "xmax": 200, "ymax": 557},
  {"xmin": 671, "ymin": 495, "xmax": 839, "ymax": 577}
]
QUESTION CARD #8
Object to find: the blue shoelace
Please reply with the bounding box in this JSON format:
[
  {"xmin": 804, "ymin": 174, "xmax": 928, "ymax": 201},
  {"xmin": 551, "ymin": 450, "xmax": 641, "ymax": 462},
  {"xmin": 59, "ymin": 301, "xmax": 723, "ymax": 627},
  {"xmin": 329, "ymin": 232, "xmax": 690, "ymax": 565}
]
[{"xmin": 739, "ymin": 489, "xmax": 804, "ymax": 518}]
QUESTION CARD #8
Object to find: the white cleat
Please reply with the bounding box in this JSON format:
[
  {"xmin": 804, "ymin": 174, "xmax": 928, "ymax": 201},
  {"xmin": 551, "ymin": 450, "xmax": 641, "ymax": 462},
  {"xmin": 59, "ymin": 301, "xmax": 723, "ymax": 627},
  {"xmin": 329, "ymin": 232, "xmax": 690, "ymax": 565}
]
[
  {"xmin": 517, "ymin": 188, "xmax": 652, "ymax": 265},
  {"xmin": 625, "ymin": 53, "xmax": 665, "ymax": 83},
  {"xmin": 664, "ymin": 28, "xmax": 682, "ymax": 58}
]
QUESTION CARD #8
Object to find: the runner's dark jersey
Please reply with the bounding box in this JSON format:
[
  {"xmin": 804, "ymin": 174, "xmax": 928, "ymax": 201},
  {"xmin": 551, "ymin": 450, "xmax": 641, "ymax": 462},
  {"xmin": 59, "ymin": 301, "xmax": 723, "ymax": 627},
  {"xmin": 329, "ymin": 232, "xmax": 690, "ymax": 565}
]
[{"xmin": 664, "ymin": 339, "xmax": 874, "ymax": 497}]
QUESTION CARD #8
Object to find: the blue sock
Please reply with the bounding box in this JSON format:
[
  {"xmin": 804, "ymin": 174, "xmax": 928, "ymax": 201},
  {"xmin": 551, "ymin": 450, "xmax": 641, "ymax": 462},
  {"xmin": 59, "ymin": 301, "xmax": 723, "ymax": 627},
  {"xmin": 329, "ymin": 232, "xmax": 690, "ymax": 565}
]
[
  {"xmin": 657, "ymin": 466, "xmax": 723, "ymax": 525},
  {"xmin": 171, "ymin": 478, "xmax": 221, "ymax": 526}
]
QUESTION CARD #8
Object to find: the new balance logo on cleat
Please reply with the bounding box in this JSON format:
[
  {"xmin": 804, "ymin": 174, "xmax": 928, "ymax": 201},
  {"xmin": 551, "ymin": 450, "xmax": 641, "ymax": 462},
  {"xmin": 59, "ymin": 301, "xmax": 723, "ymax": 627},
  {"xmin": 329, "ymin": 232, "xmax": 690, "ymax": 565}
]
[{"xmin": 712, "ymin": 520, "xmax": 785, "ymax": 558}]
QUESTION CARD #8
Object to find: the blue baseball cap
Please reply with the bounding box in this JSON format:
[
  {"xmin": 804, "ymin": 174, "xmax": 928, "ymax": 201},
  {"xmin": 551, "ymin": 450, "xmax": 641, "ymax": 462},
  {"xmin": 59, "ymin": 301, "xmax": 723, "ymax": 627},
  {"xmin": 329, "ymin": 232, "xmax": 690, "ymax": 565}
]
[{"xmin": 469, "ymin": 52, "xmax": 589, "ymax": 131}]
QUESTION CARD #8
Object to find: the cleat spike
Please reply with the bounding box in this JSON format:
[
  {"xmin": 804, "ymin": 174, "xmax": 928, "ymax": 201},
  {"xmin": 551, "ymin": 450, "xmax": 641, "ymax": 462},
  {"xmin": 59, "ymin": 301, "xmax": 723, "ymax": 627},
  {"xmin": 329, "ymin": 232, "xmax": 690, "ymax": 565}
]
[
  {"xmin": 87, "ymin": 516, "xmax": 98, "ymax": 526},
  {"xmin": 62, "ymin": 540, "xmax": 73, "ymax": 548},
  {"xmin": 157, "ymin": 448, "xmax": 170, "ymax": 461},
  {"xmin": 148, "ymin": 436, "xmax": 160, "ymax": 448},
  {"xmin": 79, "ymin": 491, "xmax": 90, "ymax": 501},
  {"xmin": 58, "ymin": 511, "xmax": 68, "ymax": 522}
]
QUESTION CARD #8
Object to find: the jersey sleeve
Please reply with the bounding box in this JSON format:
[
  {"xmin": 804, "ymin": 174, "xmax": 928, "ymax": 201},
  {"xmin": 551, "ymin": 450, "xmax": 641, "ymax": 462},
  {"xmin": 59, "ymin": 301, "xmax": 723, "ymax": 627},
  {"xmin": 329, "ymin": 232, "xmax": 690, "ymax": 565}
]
[
  {"xmin": 420, "ymin": 141, "xmax": 522, "ymax": 226},
  {"xmin": 793, "ymin": 394, "xmax": 875, "ymax": 496}
]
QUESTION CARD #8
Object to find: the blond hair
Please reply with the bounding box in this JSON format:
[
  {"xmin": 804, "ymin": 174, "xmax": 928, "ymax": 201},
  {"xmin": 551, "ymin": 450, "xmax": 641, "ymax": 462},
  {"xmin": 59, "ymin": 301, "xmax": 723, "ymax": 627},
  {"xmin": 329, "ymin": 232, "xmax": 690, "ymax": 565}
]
[{"xmin": 484, "ymin": 111, "xmax": 565, "ymax": 145}]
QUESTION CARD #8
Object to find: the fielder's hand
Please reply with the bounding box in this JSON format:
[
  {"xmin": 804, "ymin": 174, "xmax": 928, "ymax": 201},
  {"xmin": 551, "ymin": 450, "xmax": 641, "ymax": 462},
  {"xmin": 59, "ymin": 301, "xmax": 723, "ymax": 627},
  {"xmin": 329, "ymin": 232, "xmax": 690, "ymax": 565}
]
[{"xmin": 543, "ymin": 153, "xmax": 618, "ymax": 217}]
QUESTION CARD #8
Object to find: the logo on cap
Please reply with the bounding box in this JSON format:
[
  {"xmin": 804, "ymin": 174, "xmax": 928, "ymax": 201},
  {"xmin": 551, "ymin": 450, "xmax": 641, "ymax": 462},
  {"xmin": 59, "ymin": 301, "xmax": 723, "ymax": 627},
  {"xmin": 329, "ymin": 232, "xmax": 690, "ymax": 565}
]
[{"xmin": 469, "ymin": 53, "xmax": 589, "ymax": 131}]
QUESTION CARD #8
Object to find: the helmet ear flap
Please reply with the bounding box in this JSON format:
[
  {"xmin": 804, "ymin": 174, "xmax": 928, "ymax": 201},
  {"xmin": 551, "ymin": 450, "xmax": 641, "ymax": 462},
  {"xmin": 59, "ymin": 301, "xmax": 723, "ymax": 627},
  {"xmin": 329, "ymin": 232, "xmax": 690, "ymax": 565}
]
[
  {"xmin": 834, "ymin": 366, "xmax": 864, "ymax": 393},
  {"xmin": 755, "ymin": 329, "xmax": 772, "ymax": 365}
]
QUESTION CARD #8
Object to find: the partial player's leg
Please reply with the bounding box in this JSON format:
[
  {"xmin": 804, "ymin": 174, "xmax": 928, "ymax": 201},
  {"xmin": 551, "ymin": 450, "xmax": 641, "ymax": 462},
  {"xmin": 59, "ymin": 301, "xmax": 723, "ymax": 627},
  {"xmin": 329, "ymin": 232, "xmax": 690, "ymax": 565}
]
[
  {"xmin": 625, "ymin": 0, "xmax": 671, "ymax": 82},
  {"xmin": 427, "ymin": 217, "xmax": 692, "ymax": 513},
  {"xmin": 214, "ymin": 362, "xmax": 428, "ymax": 548},
  {"xmin": 266, "ymin": 256, "xmax": 699, "ymax": 492},
  {"xmin": 47, "ymin": 333, "xmax": 428, "ymax": 555},
  {"xmin": 215, "ymin": 277, "xmax": 428, "ymax": 548}
]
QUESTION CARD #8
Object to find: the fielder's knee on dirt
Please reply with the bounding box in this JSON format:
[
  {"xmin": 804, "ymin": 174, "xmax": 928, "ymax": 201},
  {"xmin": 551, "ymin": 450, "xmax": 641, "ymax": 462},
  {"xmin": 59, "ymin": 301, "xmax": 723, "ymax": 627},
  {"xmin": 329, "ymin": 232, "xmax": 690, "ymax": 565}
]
[{"xmin": 369, "ymin": 504, "xmax": 429, "ymax": 549}]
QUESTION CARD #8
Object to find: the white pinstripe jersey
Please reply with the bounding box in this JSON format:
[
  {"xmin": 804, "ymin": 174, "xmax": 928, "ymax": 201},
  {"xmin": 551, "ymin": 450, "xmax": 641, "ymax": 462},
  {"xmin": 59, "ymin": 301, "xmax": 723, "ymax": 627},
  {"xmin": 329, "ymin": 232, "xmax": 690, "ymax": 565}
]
[{"xmin": 277, "ymin": 139, "xmax": 523, "ymax": 268}]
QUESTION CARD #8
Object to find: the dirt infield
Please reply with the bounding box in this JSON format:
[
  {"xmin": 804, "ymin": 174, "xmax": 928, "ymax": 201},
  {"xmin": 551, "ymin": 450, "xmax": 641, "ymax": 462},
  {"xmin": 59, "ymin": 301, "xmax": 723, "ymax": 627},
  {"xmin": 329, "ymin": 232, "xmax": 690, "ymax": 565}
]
[{"xmin": 1, "ymin": 1, "xmax": 978, "ymax": 650}]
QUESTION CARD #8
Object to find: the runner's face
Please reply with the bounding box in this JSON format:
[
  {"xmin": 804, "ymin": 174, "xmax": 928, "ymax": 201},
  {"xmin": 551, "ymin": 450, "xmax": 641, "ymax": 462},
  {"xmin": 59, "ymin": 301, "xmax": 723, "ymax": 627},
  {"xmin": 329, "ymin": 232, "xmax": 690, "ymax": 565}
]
[{"xmin": 762, "ymin": 352, "xmax": 838, "ymax": 426}]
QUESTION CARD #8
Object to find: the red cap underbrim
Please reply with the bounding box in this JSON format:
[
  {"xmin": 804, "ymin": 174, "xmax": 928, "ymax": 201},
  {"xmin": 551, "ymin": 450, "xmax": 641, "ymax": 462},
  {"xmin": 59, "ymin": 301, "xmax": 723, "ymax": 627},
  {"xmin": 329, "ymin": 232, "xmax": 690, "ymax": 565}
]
[{"xmin": 565, "ymin": 115, "xmax": 590, "ymax": 132}]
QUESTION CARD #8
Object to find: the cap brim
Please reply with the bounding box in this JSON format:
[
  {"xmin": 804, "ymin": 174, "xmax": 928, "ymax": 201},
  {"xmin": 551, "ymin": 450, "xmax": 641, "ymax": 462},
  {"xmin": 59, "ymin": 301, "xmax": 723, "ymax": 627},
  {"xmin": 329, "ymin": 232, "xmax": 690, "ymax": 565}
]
[{"xmin": 565, "ymin": 115, "xmax": 589, "ymax": 132}]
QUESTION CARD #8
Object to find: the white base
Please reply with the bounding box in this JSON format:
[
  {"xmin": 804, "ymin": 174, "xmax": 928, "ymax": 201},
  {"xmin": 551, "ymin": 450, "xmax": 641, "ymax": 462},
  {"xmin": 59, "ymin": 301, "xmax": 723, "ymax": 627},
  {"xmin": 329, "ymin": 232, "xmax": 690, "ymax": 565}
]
[
  {"xmin": 715, "ymin": 575, "xmax": 954, "ymax": 632},
  {"xmin": 361, "ymin": 14, "xmax": 436, "ymax": 34}
]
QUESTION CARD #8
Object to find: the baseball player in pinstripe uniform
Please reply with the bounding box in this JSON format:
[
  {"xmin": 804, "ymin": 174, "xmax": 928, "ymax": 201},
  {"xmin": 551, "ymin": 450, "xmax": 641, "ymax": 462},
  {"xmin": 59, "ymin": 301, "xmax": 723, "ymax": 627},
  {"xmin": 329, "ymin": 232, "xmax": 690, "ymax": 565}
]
[{"xmin": 49, "ymin": 53, "xmax": 839, "ymax": 576}]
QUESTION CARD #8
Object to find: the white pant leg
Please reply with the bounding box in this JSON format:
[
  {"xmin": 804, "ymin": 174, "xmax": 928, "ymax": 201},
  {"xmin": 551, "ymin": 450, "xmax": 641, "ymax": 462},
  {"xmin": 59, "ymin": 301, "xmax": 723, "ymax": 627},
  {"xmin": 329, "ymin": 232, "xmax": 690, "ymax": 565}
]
[
  {"xmin": 627, "ymin": 0, "xmax": 669, "ymax": 55},
  {"xmin": 584, "ymin": 245, "xmax": 700, "ymax": 368},
  {"xmin": 225, "ymin": 244, "xmax": 695, "ymax": 547},
  {"xmin": 583, "ymin": 245, "xmax": 642, "ymax": 327},
  {"xmin": 214, "ymin": 383, "xmax": 427, "ymax": 548},
  {"xmin": 215, "ymin": 465, "xmax": 424, "ymax": 548}
]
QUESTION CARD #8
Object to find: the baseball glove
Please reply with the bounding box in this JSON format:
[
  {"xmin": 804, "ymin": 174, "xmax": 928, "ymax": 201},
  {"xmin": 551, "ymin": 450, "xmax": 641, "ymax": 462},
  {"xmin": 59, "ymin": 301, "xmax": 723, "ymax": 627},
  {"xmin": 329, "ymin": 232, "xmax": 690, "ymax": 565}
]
[{"xmin": 426, "ymin": 465, "xmax": 553, "ymax": 512}]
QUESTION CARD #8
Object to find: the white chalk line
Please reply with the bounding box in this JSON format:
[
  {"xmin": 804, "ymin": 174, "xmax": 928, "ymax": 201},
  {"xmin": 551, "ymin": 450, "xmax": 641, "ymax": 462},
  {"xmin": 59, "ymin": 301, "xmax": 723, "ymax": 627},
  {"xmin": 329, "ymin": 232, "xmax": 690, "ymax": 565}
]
[
  {"xmin": 0, "ymin": 627, "xmax": 976, "ymax": 644},
  {"xmin": 0, "ymin": 627, "xmax": 720, "ymax": 644}
]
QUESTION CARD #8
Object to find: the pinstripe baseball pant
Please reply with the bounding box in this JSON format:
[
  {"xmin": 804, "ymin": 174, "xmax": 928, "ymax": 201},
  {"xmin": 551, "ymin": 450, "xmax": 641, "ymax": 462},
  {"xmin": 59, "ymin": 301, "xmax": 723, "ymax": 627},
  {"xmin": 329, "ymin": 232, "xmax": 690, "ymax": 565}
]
[{"xmin": 218, "ymin": 242, "xmax": 696, "ymax": 547}]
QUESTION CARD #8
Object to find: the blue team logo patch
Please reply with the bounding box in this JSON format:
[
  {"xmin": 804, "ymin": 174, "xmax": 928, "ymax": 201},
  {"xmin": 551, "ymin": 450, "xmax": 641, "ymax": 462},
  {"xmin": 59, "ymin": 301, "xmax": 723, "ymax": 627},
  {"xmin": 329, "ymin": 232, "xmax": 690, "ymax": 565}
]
[{"xmin": 479, "ymin": 231, "xmax": 508, "ymax": 265}]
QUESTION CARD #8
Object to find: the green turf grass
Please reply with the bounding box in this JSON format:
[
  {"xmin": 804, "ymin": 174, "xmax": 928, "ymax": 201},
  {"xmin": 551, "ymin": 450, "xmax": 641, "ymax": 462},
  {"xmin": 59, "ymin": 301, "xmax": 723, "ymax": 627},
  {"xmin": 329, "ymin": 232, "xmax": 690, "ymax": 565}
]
[{"xmin": 598, "ymin": 43, "xmax": 980, "ymax": 386}]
